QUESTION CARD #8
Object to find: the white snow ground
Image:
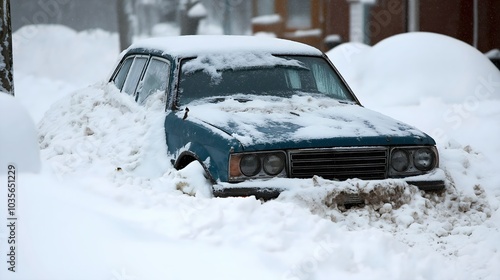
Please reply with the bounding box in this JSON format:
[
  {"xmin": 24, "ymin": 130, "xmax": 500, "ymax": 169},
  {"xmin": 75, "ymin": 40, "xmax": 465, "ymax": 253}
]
[{"xmin": 0, "ymin": 26, "xmax": 499, "ymax": 280}]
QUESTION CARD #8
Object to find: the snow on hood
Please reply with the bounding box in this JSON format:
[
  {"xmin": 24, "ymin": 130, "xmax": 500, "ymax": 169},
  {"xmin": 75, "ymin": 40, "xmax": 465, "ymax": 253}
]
[{"xmin": 182, "ymin": 95, "xmax": 428, "ymax": 146}]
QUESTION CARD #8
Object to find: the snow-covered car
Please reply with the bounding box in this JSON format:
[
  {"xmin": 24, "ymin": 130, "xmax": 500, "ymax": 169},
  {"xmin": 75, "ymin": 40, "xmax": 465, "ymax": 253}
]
[{"xmin": 109, "ymin": 35, "xmax": 445, "ymax": 199}]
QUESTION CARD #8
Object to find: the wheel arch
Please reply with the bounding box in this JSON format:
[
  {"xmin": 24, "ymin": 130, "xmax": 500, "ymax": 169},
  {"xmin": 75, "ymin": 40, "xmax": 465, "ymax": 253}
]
[{"xmin": 174, "ymin": 149, "xmax": 219, "ymax": 184}]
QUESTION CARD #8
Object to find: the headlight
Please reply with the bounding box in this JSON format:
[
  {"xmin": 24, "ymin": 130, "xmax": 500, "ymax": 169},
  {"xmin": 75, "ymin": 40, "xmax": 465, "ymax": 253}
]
[
  {"xmin": 240, "ymin": 154, "xmax": 261, "ymax": 176},
  {"xmin": 229, "ymin": 151, "xmax": 287, "ymax": 181},
  {"xmin": 389, "ymin": 146, "xmax": 438, "ymax": 177},
  {"xmin": 263, "ymin": 154, "xmax": 285, "ymax": 175},
  {"xmin": 391, "ymin": 150, "xmax": 409, "ymax": 172},
  {"xmin": 413, "ymin": 148, "xmax": 435, "ymax": 171}
]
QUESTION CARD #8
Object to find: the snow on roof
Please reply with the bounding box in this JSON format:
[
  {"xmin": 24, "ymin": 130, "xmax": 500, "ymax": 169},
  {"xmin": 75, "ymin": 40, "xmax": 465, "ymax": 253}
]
[{"xmin": 128, "ymin": 35, "xmax": 323, "ymax": 57}]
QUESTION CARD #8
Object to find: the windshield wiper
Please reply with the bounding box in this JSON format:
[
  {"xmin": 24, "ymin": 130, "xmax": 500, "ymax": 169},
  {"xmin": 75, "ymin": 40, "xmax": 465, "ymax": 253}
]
[{"xmin": 205, "ymin": 96, "xmax": 252, "ymax": 103}]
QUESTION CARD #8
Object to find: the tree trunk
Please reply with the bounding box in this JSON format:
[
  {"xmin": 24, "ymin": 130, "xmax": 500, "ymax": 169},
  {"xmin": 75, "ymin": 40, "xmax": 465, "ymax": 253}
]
[
  {"xmin": 117, "ymin": 0, "xmax": 134, "ymax": 51},
  {"xmin": 0, "ymin": 0, "xmax": 14, "ymax": 95}
]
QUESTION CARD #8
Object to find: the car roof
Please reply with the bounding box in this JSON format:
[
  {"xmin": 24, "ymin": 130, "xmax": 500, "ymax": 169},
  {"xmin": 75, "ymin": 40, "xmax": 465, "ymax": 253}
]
[{"xmin": 127, "ymin": 35, "xmax": 324, "ymax": 58}]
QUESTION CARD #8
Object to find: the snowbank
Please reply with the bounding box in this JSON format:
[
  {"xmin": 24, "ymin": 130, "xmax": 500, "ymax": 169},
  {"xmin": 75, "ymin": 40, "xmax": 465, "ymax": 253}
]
[
  {"xmin": 327, "ymin": 32, "xmax": 500, "ymax": 199},
  {"xmin": 328, "ymin": 32, "xmax": 500, "ymax": 107},
  {"xmin": 38, "ymin": 83, "xmax": 170, "ymax": 179},
  {"xmin": 0, "ymin": 93, "xmax": 40, "ymax": 173},
  {"xmin": 326, "ymin": 42, "xmax": 371, "ymax": 94},
  {"xmin": 13, "ymin": 25, "xmax": 119, "ymax": 87}
]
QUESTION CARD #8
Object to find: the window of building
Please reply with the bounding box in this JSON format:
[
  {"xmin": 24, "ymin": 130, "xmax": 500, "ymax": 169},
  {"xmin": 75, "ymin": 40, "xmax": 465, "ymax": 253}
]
[
  {"xmin": 256, "ymin": 0, "xmax": 275, "ymax": 16},
  {"xmin": 286, "ymin": 0, "xmax": 311, "ymax": 29}
]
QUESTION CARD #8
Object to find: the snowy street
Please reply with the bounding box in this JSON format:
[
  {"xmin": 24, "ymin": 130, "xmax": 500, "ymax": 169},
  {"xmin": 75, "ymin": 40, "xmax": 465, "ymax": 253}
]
[{"xmin": 1, "ymin": 25, "xmax": 500, "ymax": 280}]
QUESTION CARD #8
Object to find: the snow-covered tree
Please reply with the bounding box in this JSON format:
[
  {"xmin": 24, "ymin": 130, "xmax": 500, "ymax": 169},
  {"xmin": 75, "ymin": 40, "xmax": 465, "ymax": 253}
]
[{"xmin": 0, "ymin": 0, "xmax": 14, "ymax": 95}]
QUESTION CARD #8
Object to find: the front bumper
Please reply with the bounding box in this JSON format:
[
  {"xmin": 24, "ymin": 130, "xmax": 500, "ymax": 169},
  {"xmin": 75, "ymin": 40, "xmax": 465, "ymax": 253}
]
[{"xmin": 213, "ymin": 169, "xmax": 446, "ymax": 200}]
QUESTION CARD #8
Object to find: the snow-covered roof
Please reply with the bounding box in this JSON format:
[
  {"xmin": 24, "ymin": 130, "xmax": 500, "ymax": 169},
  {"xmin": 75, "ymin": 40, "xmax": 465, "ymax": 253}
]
[{"xmin": 128, "ymin": 35, "xmax": 323, "ymax": 57}]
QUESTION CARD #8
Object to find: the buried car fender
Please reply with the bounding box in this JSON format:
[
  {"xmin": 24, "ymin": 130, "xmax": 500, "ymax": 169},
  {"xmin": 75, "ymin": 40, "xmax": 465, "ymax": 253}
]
[
  {"xmin": 164, "ymin": 110, "xmax": 243, "ymax": 183},
  {"xmin": 173, "ymin": 145, "xmax": 220, "ymax": 183}
]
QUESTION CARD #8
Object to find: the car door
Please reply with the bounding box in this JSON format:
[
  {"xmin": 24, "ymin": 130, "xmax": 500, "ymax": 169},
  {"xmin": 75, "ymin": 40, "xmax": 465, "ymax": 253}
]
[
  {"xmin": 120, "ymin": 55, "xmax": 149, "ymax": 96},
  {"xmin": 112, "ymin": 56, "xmax": 134, "ymax": 91},
  {"xmin": 136, "ymin": 57, "xmax": 171, "ymax": 104}
]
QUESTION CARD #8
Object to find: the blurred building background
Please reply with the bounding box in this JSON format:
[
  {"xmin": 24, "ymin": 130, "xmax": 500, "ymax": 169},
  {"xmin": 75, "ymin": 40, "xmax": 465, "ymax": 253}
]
[{"xmin": 10, "ymin": 0, "xmax": 500, "ymax": 52}]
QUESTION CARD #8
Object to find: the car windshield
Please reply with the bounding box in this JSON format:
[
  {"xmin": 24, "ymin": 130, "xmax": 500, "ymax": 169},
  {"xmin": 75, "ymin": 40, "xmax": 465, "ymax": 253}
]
[{"xmin": 177, "ymin": 55, "xmax": 356, "ymax": 106}]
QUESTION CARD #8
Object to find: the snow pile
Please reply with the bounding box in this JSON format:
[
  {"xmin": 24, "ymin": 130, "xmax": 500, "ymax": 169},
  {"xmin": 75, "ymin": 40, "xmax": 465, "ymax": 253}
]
[
  {"xmin": 281, "ymin": 168, "xmax": 492, "ymax": 235},
  {"xmin": 327, "ymin": 32, "xmax": 500, "ymax": 198},
  {"xmin": 326, "ymin": 42, "xmax": 371, "ymax": 94},
  {"xmin": 38, "ymin": 83, "xmax": 170, "ymax": 179},
  {"xmin": 327, "ymin": 32, "xmax": 500, "ymax": 107},
  {"xmin": 0, "ymin": 93, "xmax": 40, "ymax": 173}
]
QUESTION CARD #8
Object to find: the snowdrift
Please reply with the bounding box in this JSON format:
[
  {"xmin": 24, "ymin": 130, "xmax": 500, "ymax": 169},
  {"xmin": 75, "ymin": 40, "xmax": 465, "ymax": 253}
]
[{"xmin": 327, "ymin": 32, "xmax": 500, "ymax": 107}]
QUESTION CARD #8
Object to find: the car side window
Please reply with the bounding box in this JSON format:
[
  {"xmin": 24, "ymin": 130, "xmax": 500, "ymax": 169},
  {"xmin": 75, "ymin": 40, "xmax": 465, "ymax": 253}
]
[
  {"xmin": 113, "ymin": 57, "xmax": 134, "ymax": 91},
  {"xmin": 137, "ymin": 57, "xmax": 170, "ymax": 104},
  {"xmin": 122, "ymin": 56, "xmax": 148, "ymax": 96},
  {"xmin": 311, "ymin": 63, "xmax": 350, "ymax": 100}
]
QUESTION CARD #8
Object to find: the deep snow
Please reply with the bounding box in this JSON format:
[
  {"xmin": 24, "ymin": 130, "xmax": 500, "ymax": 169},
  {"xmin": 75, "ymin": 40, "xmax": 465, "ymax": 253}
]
[{"xmin": 0, "ymin": 25, "xmax": 499, "ymax": 280}]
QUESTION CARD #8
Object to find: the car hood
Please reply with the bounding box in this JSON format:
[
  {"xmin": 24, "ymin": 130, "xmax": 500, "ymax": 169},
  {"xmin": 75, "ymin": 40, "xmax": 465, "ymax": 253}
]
[{"xmin": 182, "ymin": 95, "xmax": 434, "ymax": 150}]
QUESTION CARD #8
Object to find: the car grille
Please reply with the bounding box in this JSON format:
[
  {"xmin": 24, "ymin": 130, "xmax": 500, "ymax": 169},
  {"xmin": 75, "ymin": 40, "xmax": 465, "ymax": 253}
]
[{"xmin": 288, "ymin": 147, "xmax": 388, "ymax": 181}]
